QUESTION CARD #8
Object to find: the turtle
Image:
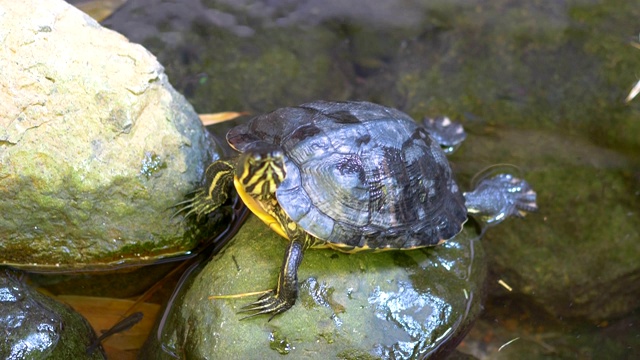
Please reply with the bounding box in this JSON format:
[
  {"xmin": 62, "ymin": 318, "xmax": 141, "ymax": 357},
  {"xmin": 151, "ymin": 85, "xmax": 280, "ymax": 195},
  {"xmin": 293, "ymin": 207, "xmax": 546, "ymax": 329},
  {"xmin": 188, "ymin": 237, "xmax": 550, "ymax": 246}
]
[{"xmin": 184, "ymin": 100, "xmax": 537, "ymax": 319}]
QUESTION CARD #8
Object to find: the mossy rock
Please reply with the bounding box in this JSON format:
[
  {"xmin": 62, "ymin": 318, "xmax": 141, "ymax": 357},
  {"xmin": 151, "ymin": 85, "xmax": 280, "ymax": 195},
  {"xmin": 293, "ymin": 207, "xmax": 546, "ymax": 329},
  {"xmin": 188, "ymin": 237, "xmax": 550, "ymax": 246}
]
[
  {"xmin": 0, "ymin": 270, "xmax": 104, "ymax": 359},
  {"xmin": 0, "ymin": 0, "xmax": 222, "ymax": 276},
  {"xmin": 143, "ymin": 214, "xmax": 487, "ymax": 359}
]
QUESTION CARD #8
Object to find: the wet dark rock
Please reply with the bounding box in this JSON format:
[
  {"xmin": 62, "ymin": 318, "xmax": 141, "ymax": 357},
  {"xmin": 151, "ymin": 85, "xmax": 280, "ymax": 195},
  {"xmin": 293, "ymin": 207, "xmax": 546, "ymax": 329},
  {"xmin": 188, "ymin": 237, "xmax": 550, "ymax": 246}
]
[
  {"xmin": 0, "ymin": 0, "xmax": 220, "ymax": 274},
  {"xmin": 142, "ymin": 214, "xmax": 487, "ymax": 359},
  {"xmin": 104, "ymin": 0, "xmax": 400, "ymax": 113},
  {"xmin": 0, "ymin": 270, "xmax": 104, "ymax": 359}
]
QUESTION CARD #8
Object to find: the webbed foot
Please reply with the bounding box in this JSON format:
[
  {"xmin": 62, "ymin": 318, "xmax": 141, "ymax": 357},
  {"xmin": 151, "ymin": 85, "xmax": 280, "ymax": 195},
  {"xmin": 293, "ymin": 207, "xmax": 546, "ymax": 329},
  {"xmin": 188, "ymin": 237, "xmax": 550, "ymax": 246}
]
[
  {"xmin": 238, "ymin": 289, "xmax": 296, "ymax": 321},
  {"xmin": 464, "ymin": 173, "xmax": 537, "ymax": 225},
  {"xmin": 422, "ymin": 116, "xmax": 467, "ymax": 153},
  {"xmin": 238, "ymin": 240, "xmax": 304, "ymax": 321}
]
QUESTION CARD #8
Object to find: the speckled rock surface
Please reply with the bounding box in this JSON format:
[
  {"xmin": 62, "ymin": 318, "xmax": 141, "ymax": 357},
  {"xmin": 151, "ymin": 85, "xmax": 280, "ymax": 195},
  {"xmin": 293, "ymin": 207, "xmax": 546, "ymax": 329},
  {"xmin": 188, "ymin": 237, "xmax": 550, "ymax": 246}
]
[
  {"xmin": 0, "ymin": 0, "xmax": 219, "ymax": 271},
  {"xmin": 142, "ymin": 214, "xmax": 488, "ymax": 359}
]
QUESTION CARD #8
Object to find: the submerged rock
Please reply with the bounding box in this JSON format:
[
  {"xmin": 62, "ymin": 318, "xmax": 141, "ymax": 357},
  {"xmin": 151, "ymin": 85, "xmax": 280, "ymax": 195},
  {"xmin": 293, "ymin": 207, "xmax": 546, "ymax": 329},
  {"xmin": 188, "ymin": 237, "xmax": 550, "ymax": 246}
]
[
  {"xmin": 0, "ymin": 270, "xmax": 103, "ymax": 359},
  {"xmin": 0, "ymin": 0, "xmax": 219, "ymax": 272},
  {"xmin": 102, "ymin": 0, "xmax": 351, "ymax": 113},
  {"xmin": 456, "ymin": 128, "xmax": 640, "ymax": 322},
  {"xmin": 143, "ymin": 214, "xmax": 487, "ymax": 359}
]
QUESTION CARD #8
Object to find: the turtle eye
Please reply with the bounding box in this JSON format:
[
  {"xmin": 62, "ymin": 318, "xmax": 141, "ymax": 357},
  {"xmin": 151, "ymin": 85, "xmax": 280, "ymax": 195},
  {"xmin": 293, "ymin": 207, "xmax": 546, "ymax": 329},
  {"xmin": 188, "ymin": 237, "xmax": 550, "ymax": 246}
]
[
  {"xmin": 246, "ymin": 155, "xmax": 260, "ymax": 165},
  {"xmin": 269, "ymin": 149, "xmax": 284, "ymax": 161}
]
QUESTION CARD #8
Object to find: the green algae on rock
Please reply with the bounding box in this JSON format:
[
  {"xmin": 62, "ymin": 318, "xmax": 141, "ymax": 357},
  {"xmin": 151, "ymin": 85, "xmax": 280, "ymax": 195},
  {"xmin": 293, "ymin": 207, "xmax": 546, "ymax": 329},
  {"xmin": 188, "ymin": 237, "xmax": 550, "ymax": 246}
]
[
  {"xmin": 142, "ymin": 215, "xmax": 487, "ymax": 359},
  {"xmin": 451, "ymin": 127, "xmax": 640, "ymax": 322},
  {"xmin": 0, "ymin": 270, "xmax": 105, "ymax": 360},
  {"xmin": 0, "ymin": 0, "xmax": 221, "ymax": 272}
]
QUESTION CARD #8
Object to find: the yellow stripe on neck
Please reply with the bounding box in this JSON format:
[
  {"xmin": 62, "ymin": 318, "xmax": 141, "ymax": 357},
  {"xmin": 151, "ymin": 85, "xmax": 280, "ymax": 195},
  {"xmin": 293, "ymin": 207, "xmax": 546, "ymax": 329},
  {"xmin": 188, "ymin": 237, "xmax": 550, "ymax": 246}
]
[{"xmin": 234, "ymin": 176, "xmax": 289, "ymax": 240}]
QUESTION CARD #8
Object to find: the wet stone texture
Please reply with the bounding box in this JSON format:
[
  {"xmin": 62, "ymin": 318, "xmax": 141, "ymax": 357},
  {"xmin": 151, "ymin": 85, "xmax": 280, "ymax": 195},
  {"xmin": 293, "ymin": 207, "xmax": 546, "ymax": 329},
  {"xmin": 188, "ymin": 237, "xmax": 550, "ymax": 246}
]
[
  {"xmin": 0, "ymin": 270, "xmax": 103, "ymax": 360},
  {"xmin": 143, "ymin": 215, "xmax": 487, "ymax": 359}
]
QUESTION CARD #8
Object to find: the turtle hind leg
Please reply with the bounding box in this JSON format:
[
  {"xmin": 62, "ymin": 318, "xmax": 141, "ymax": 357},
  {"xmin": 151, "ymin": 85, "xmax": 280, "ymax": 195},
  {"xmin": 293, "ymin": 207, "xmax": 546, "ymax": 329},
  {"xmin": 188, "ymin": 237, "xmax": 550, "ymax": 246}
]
[
  {"xmin": 175, "ymin": 160, "xmax": 235, "ymax": 221},
  {"xmin": 421, "ymin": 116, "xmax": 467, "ymax": 154},
  {"xmin": 238, "ymin": 239, "xmax": 304, "ymax": 321},
  {"xmin": 464, "ymin": 173, "xmax": 538, "ymax": 226}
]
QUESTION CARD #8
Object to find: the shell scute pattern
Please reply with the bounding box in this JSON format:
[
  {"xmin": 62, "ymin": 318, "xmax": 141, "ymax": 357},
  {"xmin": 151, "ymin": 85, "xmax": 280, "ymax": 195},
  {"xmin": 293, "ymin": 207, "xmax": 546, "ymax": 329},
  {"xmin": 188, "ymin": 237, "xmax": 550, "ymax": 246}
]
[{"xmin": 228, "ymin": 101, "xmax": 467, "ymax": 250}]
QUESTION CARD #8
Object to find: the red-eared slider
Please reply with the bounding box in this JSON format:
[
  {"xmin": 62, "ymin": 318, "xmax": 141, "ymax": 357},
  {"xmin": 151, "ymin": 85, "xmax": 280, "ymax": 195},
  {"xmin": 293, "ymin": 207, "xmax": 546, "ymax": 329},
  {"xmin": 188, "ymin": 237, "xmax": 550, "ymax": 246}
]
[{"xmin": 186, "ymin": 101, "xmax": 537, "ymax": 319}]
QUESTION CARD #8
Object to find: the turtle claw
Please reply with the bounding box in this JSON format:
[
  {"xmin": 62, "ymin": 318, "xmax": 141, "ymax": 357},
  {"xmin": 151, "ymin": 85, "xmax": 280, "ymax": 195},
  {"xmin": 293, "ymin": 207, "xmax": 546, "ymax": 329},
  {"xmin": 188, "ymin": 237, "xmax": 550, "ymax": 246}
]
[
  {"xmin": 464, "ymin": 173, "xmax": 538, "ymax": 226},
  {"xmin": 170, "ymin": 160, "xmax": 235, "ymax": 222},
  {"xmin": 238, "ymin": 290, "xmax": 293, "ymax": 321}
]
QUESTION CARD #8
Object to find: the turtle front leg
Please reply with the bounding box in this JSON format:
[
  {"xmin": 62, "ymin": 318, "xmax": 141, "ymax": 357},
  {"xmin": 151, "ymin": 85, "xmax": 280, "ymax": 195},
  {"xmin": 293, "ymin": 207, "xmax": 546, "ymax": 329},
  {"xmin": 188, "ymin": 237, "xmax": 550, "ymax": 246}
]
[
  {"xmin": 176, "ymin": 160, "xmax": 235, "ymax": 221},
  {"xmin": 239, "ymin": 239, "xmax": 304, "ymax": 321}
]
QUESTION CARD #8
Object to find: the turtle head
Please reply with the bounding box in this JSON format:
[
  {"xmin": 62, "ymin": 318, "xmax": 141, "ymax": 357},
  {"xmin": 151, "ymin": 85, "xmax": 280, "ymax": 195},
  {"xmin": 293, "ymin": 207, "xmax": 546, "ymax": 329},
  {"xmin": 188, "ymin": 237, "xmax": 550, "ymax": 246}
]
[{"xmin": 237, "ymin": 143, "xmax": 286, "ymax": 198}]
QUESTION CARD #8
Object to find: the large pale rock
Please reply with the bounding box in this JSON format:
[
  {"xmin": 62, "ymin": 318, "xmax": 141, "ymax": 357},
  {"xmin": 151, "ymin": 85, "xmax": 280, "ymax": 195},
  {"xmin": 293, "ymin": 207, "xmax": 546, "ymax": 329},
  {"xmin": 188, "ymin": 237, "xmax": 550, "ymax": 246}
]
[{"xmin": 0, "ymin": 0, "xmax": 218, "ymax": 270}]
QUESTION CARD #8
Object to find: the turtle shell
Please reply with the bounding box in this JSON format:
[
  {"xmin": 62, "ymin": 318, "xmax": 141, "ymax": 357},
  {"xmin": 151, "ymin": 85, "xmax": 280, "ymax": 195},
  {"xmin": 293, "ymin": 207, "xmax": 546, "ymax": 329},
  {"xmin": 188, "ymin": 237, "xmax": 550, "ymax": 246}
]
[{"xmin": 226, "ymin": 101, "xmax": 467, "ymax": 250}]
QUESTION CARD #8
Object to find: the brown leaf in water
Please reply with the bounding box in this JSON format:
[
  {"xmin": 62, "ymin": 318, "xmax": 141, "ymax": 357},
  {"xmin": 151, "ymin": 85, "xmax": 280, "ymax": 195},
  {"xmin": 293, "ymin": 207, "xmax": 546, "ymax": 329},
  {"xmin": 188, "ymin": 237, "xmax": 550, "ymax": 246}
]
[
  {"xmin": 199, "ymin": 112, "xmax": 249, "ymax": 126},
  {"xmin": 56, "ymin": 295, "xmax": 160, "ymax": 359}
]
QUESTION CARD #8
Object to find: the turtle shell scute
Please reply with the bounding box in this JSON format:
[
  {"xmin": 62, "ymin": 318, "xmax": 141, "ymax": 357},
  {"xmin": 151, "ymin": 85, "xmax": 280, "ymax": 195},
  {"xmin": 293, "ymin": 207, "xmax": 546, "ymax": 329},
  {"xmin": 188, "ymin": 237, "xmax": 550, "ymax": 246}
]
[{"xmin": 228, "ymin": 101, "xmax": 467, "ymax": 249}]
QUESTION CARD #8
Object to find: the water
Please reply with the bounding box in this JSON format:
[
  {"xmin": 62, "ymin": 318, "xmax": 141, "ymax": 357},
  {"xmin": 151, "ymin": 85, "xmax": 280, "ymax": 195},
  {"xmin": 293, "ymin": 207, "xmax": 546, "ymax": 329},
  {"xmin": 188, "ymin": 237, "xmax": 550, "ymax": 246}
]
[{"xmin": 93, "ymin": 0, "xmax": 639, "ymax": 358}]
